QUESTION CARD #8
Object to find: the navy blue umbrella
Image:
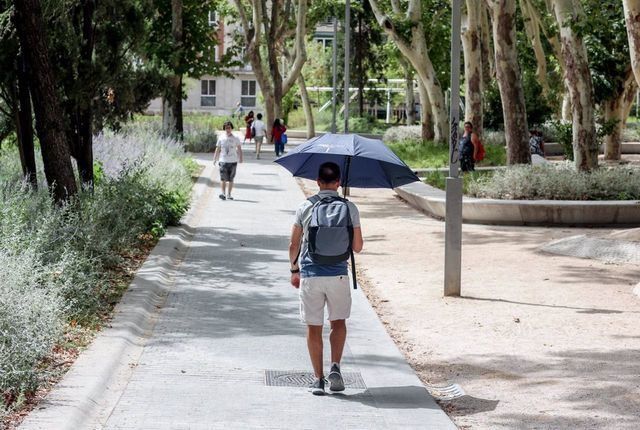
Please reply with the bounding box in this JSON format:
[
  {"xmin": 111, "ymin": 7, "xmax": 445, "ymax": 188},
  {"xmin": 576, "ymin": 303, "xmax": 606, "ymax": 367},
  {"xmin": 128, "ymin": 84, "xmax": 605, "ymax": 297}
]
[{"xmin": 274, "ymin": 133, "xmax": 420, "ymax": 188}]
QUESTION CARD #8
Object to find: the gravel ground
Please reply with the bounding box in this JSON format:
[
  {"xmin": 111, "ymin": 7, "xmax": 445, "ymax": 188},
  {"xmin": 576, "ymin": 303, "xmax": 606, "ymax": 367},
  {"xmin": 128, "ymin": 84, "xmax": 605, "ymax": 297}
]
[{"xmin": 339, "ymin": 186, "xmax": 640, "ymax": 430}]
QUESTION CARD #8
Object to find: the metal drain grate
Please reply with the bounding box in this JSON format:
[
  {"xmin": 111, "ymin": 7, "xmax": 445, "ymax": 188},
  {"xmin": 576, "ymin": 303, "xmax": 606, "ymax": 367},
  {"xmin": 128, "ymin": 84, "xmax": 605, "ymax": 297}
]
[
  {"xmin": 425, "ymin": 383, "xmax": 465, "ymax": 401},
  {"xmin": 265, "ymin": 370, "xmax": 367, "ymax": 389}
]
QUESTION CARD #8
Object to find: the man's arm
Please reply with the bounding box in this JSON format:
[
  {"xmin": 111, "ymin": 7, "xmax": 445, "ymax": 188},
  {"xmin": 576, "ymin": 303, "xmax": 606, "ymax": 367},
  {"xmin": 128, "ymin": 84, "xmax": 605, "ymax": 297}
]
[
  {"xmin": 289, "ymin": 224, "xmax": 303, "ymax": 288},
  {"xmin": 213, "ymin": 145, "xmax": 220, "ymax": 163},
  {"xmin": 237, "ymin": 140, "xmax": 243, "ymax": 163},
  {"xmin": 352, "ymin": 227, "xmax": 363, "ymax": 253}
]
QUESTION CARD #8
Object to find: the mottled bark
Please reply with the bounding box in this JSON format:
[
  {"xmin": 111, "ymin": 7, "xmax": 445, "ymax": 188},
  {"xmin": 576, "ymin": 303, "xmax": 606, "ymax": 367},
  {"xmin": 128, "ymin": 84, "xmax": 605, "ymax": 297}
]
[
  {"xmin": 623, "ymin": 0, "xmax": 640, "ymax": 87},
  {"xmin": 550, "ymin": 0, "xmax": 597, "ymax": 170},
  {"xmin": 487, "ymin": 0, "xmax": 530, "ymax": 164},
  {"xmin": 297, "ymin": 74, "xmax": 314, "ymax": 138},
  {"xmin": 519, "ymin": 0, "xmax": 550, "ymax": 96},
  {"xmin": 463, "ymin": 0, "xmax": 484, "ymax": 136},
  {"xmin": 231, "ymin": 0, "xmax": 307, "ymax": 139},
  {"xmin": 402, "ymin": 59, "xmax": 416, "ymax": 124},
  {"xmin": 369, "ymin": 0, "xmax": 448, "ymax": 143},
  {"xmin": 417, "ymin": 79, "xmax": 435, "ymax": 141},
  {"xmin": 604, "ymin": 70, "xmax": 637, "ymax": 160},
  {"xmin": 480, "ymin": 3, "xmax": 495, "ymax": 85},
  {"xmin": 14, "ymin": 0, "xmax": 78, "ymax": 202}
]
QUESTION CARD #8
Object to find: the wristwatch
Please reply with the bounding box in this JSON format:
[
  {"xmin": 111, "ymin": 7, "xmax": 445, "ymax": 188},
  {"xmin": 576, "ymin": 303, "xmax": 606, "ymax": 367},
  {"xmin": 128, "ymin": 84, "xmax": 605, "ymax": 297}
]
[{"xmin": 290, "ymin": 268, "xmax": 300, "ymax": 273}]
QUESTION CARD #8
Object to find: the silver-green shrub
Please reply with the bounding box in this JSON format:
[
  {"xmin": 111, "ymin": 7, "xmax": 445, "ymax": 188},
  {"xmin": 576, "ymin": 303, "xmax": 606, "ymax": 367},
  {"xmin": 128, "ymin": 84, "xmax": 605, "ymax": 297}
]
[
  {"xmin": 468, "ymin": 164, "xmax": 640, "ymax": 200},
  {"xmin": 0, "ymin": 127, "xmax": 194, "ymax": 414},
  {"xmin": 383, "ymin": 125, "xmax": 422, "ymax": 143}
]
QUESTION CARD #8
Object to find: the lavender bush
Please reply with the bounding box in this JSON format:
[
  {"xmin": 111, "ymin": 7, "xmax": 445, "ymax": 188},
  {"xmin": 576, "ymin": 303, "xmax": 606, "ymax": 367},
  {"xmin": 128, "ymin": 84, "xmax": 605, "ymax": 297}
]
[{"xmin": 0, "ymin": 128, "xmax": 193, "ymax": 415}]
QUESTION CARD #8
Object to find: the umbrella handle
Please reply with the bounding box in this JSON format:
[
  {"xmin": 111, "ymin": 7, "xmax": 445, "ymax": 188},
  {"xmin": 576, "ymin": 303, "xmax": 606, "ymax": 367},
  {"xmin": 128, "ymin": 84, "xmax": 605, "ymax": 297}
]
[{"xmin": 343, "ymin": 156, "xmax": 352, "ymax": 198}]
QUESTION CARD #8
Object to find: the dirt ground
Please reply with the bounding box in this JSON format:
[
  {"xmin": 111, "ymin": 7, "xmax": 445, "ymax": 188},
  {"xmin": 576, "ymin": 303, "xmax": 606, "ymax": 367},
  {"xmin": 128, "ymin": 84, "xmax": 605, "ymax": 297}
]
[{"xmin": 343, "ymin": 187, "xmax": 640, "ymax": 430}]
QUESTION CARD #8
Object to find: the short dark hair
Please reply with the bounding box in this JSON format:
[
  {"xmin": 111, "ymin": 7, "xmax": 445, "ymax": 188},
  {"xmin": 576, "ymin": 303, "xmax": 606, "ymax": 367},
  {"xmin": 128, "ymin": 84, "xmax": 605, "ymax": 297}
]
[
  {"xmin": 257, "ymin": 113, "xmax": 262, "ymax": 119},
  {"xmin": 318, "ymin": 162, "xmax": 340, "ymax": 183},
  {"xmin": 223, "ymin": 121, "xmax": 234, "ymax": 129},
  {"xmin": 464, "ymin": 121, "xmax": 473, "ymax": 128}
]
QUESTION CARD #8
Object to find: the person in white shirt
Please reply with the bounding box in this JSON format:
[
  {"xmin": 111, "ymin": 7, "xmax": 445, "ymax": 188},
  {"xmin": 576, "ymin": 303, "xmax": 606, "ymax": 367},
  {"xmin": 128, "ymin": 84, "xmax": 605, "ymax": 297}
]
[
  {"xmin": 252, "ymin": 113, "xmax": 267, "ymax": 159},
  {"xmin": 213, "ymin": 121, "xmax": 243, "ymax": 200}
]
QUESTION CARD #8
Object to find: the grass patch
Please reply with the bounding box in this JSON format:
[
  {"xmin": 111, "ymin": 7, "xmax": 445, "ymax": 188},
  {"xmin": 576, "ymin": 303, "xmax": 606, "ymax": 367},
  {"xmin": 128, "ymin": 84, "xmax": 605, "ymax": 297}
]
[
  {"xmin": 387, "ymin": 139, "xmax": 506, "ymax": 168},
  {"xmin": 423, "ymin": 170, "xmax": 493, "ymax": 194}
]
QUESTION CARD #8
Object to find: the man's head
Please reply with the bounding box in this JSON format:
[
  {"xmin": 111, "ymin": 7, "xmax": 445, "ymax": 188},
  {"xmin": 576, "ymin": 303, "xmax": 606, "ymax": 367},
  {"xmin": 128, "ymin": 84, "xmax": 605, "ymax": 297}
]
[
  {"xmin": 464, "ymin": 122, "xmax": 473, "ymax": 132},
  {"xmin": 223, "ymin": 121, "xmax": 234, "ymax": 135},
  {"xmin": 257, "ymin": 113, "xmax": 262, "ymax": 120},
  {"xmin": 317, "ymin": 162, "xmax": 341, "ymax": 190}
]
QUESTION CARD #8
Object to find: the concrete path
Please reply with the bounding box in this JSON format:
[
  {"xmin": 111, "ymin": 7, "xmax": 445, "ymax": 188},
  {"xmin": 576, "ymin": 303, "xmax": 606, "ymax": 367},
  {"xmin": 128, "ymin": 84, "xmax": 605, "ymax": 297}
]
[{"xmin": 21, "ymin": 146, "xmax": 455, "ymax": 429}]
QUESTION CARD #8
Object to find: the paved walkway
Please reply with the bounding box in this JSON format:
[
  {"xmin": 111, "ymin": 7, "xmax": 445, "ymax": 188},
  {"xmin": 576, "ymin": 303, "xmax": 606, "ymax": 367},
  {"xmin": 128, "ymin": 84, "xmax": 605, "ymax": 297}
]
[{"xmin": 21, "ymin": 145, "xmax": 455, "ymax": 429}]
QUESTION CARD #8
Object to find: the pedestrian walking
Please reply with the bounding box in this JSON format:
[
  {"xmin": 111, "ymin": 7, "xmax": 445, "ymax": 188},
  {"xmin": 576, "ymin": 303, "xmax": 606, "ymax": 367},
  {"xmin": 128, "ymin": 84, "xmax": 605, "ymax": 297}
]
[
  {"xmin": 252, "ymin": 113, "xmax": 267, "ymax": 159},
  {"xmin": 213, "ymin": 121, "xmax": 243, "ymax": 200},
  {"xmin": 459, "ymin": 121, "xmax": 482, "ymax": 172},
  {"xmin": 271, "ymin": 118, "xmax": 287, "ymax": 157},
  {"xmin": 288, "ymin": 161, "xmax": 364, "ymax": 395},
  {"xmin": 244, "ymin": 111, "xmax": 254, "ymax": 144}
]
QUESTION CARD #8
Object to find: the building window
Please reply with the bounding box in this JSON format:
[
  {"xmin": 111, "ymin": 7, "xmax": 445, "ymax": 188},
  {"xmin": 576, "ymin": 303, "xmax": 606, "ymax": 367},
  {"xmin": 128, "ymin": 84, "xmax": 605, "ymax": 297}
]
[
  {"xmin": 201, "ymin": 80, "xmax": 216, "ymax": 106},
  {"xmin": 315, "ymin": 37, "xmax": 333, "ymax": 50},
  {"xmin": 241, "ymin": 80, "xmax": 256, "ymax": 107},
  {"xmin": 208, "ymin": 11, "xmax": 218, "ymax": 26}
]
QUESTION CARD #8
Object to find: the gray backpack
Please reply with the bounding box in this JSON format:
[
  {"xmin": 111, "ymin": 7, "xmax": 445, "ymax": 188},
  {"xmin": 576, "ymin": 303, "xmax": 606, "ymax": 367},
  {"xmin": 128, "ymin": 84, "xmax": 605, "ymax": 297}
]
[{"xmin": 307, "ymin": 195, "xmax": 357, "ymax": 289}]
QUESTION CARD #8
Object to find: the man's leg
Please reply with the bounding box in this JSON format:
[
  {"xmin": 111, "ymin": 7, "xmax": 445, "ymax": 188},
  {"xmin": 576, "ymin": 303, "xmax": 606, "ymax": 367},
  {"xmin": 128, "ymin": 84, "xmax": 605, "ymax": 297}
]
[
  {"xmin": 307, "ymin": 325, "xmax": 324, "ymax": 378},
  {"xmin": 219, "ymin": 180, "xmax": 227, "ymax": 199},
  {"xmin": 227, "ymin": 181, "xmax": 234, "ymax": 199},
  {"xmin": 329, "ymin": 319, "xmax": 347, "ymax": 364}
]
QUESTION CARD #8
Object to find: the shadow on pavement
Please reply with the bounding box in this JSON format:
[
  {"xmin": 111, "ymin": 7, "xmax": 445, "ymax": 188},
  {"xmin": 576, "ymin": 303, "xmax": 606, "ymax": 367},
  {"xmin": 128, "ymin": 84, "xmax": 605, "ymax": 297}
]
[{"xmin": 330, "ymin": 386, "xmax": 441, "ymax": 409}]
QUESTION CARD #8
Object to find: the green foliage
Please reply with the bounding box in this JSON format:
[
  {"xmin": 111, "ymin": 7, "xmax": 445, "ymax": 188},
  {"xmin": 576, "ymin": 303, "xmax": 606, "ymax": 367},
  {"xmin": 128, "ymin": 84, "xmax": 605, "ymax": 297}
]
[
  {"xmin": 0, "ymin": 128, "xmax": 193, "ymax": 414},
  {"xmin": 468, "ymin": 164, "xmax": 640, "ymax": 200},
  {"xmin": 423, "ymin": 170, "xmax": 491, "ymax": 193},
  {"xmin": 387, "ymin": 139, "xmax": 506, "ymax": 168},
  {"xmin": 550, "ymin": 120, "xmax": 574, "ymax": 160}
]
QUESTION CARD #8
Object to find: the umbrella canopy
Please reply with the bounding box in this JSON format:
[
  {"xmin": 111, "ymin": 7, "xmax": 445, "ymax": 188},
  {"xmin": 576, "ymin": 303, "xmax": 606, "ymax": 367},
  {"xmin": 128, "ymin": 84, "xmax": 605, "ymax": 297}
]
[{"xmin": 274, "ymin": 133, "xmax": 420, "ymax": 188}]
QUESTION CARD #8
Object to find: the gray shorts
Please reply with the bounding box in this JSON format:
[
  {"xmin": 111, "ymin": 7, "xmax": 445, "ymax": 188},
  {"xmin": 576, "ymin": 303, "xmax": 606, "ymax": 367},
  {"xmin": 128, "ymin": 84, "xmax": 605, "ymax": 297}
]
[{"xmin": 219, "ymin": 162, "xmax": 237, "ymax": 182}]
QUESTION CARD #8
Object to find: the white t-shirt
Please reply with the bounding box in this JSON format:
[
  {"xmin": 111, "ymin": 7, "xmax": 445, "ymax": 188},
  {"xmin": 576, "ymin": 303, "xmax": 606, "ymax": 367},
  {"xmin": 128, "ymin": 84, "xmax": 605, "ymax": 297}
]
[
  {"xmin": 252, "ymin": 119, "xmax": 266, "ymax": 137},
  {"xmin": 218, "ymin": 134, "xmax": 241, "ymax": 163}
]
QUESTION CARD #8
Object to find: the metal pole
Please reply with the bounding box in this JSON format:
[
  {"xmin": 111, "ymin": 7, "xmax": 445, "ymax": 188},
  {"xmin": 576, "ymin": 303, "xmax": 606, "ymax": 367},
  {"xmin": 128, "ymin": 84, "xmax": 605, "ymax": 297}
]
[
  {"xmin": 343, "ymin": 0, "xmax": 351, "ymax": 133},
  {"xmin": 331, "ymin": 17, "xmax": 338, "ymax": 134},
  {"xmin": 444, "ymin": 0, "xmax": 462, "ymax": 297}
]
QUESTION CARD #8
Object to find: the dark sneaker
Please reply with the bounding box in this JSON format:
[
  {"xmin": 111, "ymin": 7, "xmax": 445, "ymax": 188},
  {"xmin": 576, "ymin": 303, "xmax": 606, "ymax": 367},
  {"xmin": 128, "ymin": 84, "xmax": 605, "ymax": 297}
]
[
  {"xmin": 218, "ymin": 194, "xmax": 226, "ymax": 200},
  {"xmin": 309, "ymin": 377, "xmax": 326, "ymax": 396},
  {"xmin": 328, "ymin": 363, "xmax": 345, "ymax": 392}
]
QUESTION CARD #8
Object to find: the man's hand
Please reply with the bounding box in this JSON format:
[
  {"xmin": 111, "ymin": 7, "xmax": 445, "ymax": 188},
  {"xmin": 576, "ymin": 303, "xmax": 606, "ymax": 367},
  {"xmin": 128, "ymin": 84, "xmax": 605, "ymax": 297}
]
[{"xmin": 291, "ymin": 272, "xmax": 300, "ymax": 288}]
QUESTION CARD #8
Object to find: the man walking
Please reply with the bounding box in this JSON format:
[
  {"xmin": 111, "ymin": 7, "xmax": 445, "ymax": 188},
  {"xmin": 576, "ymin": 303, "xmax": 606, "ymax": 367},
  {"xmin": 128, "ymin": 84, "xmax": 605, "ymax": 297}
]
[
  {"xmin": 213, "ymin": 121, "xmax": 243, "ymax": 200},
  {"xmin": 289, "ymin": 162, "xmax": 364, "ymax": 395},
  {"xmin": 252, "ymin": 113, "xmax": 267, "ymax": 159}
]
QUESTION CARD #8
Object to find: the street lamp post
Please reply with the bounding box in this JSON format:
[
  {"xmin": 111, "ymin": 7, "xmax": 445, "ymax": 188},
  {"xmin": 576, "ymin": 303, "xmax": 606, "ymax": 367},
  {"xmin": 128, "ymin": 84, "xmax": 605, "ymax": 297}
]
[
  {"xmin": 331, "ymin": 17, "xmax": 338, "ymax": 134},
  {"xmin": 444, "ymin": 0, "xmax": 462, "ymax": 296},
  {"xmin": 344, "ymin": 0, "xmax": 351, "ymax": 134}
]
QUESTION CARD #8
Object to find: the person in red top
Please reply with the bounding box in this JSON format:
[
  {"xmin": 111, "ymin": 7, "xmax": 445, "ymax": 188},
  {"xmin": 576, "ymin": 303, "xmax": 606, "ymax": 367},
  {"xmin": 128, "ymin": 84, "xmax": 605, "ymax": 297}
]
[
  {"xmin": 271, "ymin": 118, "xmax": 287, "ymax": 157},
  {"xmin": 244, "ymin": 111, "xmax": 254, "ymax": 144}
]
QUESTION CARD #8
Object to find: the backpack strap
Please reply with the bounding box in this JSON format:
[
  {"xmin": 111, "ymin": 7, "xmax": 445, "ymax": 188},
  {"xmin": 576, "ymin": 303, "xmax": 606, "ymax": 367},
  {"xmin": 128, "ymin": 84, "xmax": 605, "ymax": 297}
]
[{"xmin": 350, "ymin": 249, "xmax": 357, "ymax": 289}]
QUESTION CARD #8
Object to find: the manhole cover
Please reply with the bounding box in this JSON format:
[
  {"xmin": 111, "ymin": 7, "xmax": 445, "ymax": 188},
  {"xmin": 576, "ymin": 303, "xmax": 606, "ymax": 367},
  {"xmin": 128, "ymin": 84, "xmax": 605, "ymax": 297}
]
[
  {"xmin": 425, "ymin": 383, "xmax": 465, "ymax": 401},
  {"xmin": 265, "ymin": 370, "xmax": 366, "ymax": 389}
]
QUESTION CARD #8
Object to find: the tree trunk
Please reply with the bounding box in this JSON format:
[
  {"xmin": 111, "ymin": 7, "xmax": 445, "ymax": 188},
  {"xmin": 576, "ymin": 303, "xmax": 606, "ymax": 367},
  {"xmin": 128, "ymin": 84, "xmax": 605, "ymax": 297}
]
[
  {"xmin": 562, "ymin": 89, "xmax": 572, "ymax": 120},
  {"xmin": 623, "ymin": 0, "xmax": 640, "ymax": 88},
  {"xmin": 163, "ymin": 0, "xmax": 183, "ymax": 139},
  {"xmin": 14, "ymin": 0, "xmax": 77, "ymax": 202},
  {"xmin": 369, "ymin": 0, "xmax": 448, "ymax": 143},
  {"xmin": 480, "ymin": 3, "xmax": 495, "ymax": 86},
  {"xmin": 550, "ymin": 0, "xmax": 597, "ymax": 170},
  {"xmin": 604, "ymin": 70, "xmax": 637, "ymax": 160},
  {"xmin": 519, "ymin": 0, "xmax": 550, "ymax": 96},
  {"xmin": 417, "ymin": 79, "xmax": 435, "ymax": 141},
  {"xmin": 463, "ymin": 0, "xmax": 484, "ymax": 136},
  {"xmin": 298, "ymin": 74, "xmax": 315, "ymax": 138},
  {"xmin": 402, "ymin": 59, "xmax": 416, "ymax": 124},
  {"xmin": 76, "ymin": 0, "xmax": 95, "ymax": 187},
  {"xmin": 488, "ymin": 0, "xmax": 530, "ymax": 165},
  {"xmin": 15, "ymin": 54, "xmax": 37, "ymax": 188}
]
